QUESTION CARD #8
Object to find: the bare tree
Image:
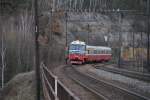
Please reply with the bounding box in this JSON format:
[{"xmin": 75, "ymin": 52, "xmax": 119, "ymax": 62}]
[
  {"xmin": 16, "ymin": 11, "xmax": 35, "ymax": 72},
  {"xmin": 1, "ymin": 27, "xmax": 6, "ymax": 88},
  {"xmin": 1, "ymin": 38, "xmax": 6, "ymax": 88}
]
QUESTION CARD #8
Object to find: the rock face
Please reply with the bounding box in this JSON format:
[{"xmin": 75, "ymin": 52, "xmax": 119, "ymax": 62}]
[
  {"xmin": 0, "ymin": 71, "xmax": 36, "ymax": 100},
  {"xmin": 66, "ymin": 13, "xmax": 146, "ymax": 46}
]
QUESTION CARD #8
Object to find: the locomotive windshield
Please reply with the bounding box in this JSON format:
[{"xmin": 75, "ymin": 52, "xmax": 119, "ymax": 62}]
[{"xmin": 69, "ymin": 44, "xmax": 86, "ymax": 54}]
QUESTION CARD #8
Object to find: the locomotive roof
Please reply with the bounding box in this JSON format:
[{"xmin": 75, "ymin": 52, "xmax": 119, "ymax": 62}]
[
  {"xmin": 70, "ymin": 40, "xmax": 111, "ymax": 50},
  {"xmin": 70, "ymin": 40, "xmax": 86, "ymax": 45},
  {"xmin": 86, "ymin": 45, "xmax": 111, "ymax": 50}
]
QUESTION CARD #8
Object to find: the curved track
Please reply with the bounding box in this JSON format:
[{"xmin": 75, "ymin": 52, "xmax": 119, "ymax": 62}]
[
  {"xmin": 93, "ymin": 64, "xmax": 150, "ymax": 82},
  {"xmin": 65, "ymin": 65, "xmax": 150, "ymax": 100}
]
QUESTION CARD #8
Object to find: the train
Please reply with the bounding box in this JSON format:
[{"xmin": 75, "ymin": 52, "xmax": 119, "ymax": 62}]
[{"xmin": 66, "ymin": 40, "xmax": 112, "ymax": 64}]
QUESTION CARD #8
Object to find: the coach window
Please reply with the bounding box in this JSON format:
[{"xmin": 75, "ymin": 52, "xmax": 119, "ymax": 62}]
[
  {"xmin": 96, "ymin": 50, "xmax": 98, "ymax": 54},
  {"xmin": 91, "ymin": 50, "xmax": 93, "ymax": 54},
  {"xmin": 106, "ymin": 50, "xmax": 108, "ymax": 54},
  {"xmin": 101, "ymin": 50, "xmax": 103, "ymax": 54},
  {"xmin": 88, "ymin": 50, "xmax": 90, "ymax": 54},
  {"xmin": 87, "ymin": 50, "xmax": 90, "ymax": 54},
  {"xmin": 109, "ymin": 50, "xmax": 111, "ymax": 54},
  {"xmin": 97, "ymin": 50, "xmax": 99, "ymax": 54},
  {"xmin": 99, "ymin": 50, "xmax": 101, "ymax": 54},
  {"xmin": 107, "ymin": 50, "xmax": 109, "ymax": 54},
  {"xmin": 103, "ymin": 50, "xmax": 105, "ymax": 54},
  {"xmin": 98, "ymin": 50, "xmax": 100, "ymax": 54},
  {"xmin": 99, "ymin": 50, "xmax": 102, "ymax": 54},
  {"xmin": 94, "ymin": 50, "xmax": 96, "ymax": 54},
  {"xmin": 89, "ymin": 50, "xmax": 92, "ymax": 54},
  {"xmin": 104, "ymin": 50, "xmax": 106, "ymax": 54}
]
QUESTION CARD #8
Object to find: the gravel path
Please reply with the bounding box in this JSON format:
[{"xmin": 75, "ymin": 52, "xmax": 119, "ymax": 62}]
[{"xmin": 52, "ymin": 65, "xmax": 100, "ymax": 100}]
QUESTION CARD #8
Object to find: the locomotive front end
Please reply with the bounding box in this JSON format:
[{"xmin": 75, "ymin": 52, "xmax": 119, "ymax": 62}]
[{"xmin": 68, "ymin": 40, "xmax": 86, "ymax": 64}]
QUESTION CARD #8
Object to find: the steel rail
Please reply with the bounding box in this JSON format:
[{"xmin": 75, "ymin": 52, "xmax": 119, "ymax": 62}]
[
  {"xmin": 64, "ymin": 66, "xmax": 109, "ymax": 100},
  {"xmin": 93, "ymin": 64, "xmax": 150, "ymax": 82},
  {"xmin": 65, "ymin": 65, "xmax": 150, "ymax": 100},
  {"xmin": 86, "ymin": 72, "xmax": 150, "ymax": 100}
]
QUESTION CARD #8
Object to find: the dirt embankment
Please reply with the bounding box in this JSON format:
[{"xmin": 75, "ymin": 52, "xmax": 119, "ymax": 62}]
[{"xmin": 0, "ymin": 71, "xmax": 36, "ymax": 100}]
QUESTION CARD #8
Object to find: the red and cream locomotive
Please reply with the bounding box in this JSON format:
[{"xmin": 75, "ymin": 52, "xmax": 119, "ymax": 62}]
[{"xmin": 67, "ymin": 40, "xmax": 112, "ymax": 64}]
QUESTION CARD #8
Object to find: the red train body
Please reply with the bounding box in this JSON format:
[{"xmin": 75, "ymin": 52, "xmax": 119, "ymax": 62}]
[{"xmin": 67, "ymin": 40, "xmax": 112, "ymax": 64}]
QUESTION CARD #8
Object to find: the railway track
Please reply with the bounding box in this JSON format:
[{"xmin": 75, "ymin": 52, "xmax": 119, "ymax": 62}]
[
  {"xmin": 65, "ymin": 65, "xmax": 150, "ymax": 100},
  {"xmin": 93, "ymin": 64, "xmax": 150, "ymax": 82}
]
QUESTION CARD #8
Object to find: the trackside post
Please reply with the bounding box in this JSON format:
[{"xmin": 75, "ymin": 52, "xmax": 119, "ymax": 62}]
[{"xmin": 55, "ymin": 76, "xmax": 58, "ymax": 100}]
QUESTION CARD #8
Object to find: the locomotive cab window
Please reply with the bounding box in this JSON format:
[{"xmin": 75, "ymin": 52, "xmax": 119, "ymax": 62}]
[{"xmin": 69, "ymin": 44, "xmax": 86, "ymax": 54}]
